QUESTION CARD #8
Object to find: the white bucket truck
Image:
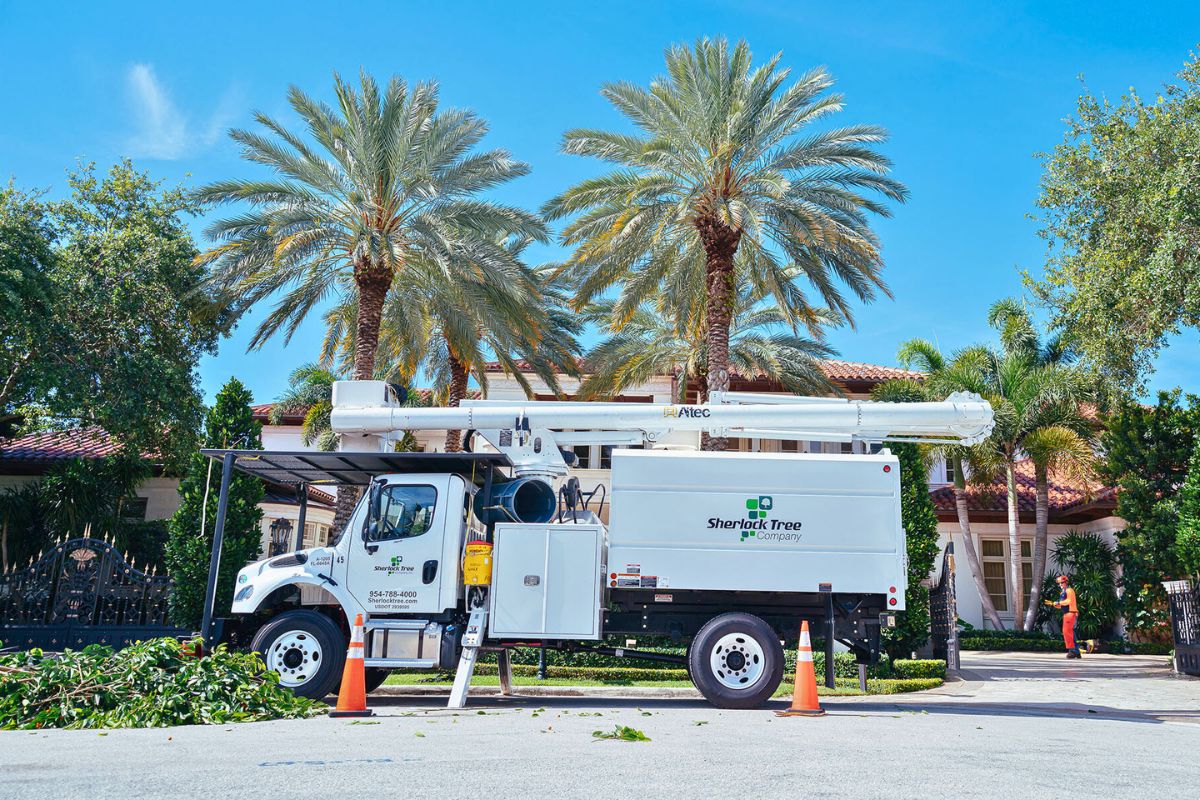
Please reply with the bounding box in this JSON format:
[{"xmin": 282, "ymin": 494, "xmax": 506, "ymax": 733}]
[{"xmin": 215, "ymin": 381, "xmax": 992, "ymax": 708}]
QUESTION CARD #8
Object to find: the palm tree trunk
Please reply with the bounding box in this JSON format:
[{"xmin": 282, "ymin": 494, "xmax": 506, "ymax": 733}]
[
  {"xmin": 695, "ymin": 215, "xmax": 741, "ymax": 451},
  {"xmin": 444, "ymin": 352, "xmax": 470, "ymax": 453},
  {"xmin": 352, "ymin": 261, "xmax": 393, "ymax": 380},
  {"xmin": 331, "ymin": 488, "xmax": 360, "ymax": 546},
  {"xmin": 952, "ymin": 473, "xmax": 1005, "ymax": 630},
  {"xmin": 335, "ymin": 260, "xmax": 392, "ymax": 539},
  {"xmin": 1023, "ymin": 465, "xmax": 1051, "ymax": 631},
  {"xmin": 1005, "ymin": 461, "xmax": 1025, "ymax": 630}
]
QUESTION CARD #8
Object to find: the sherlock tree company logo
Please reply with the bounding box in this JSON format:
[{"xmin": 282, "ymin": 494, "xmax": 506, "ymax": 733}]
[
  {"xmin": 374, "ymin": 555, "xmax": 414, "ymax": 576},
  {"xmin": 707, "ymin": 495, "xmax": 803, "ymax": 542}
]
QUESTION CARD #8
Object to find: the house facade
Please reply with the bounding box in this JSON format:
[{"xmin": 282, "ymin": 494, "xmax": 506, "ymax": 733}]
[{"xmin": 0, "ymin": 416, "xmax": 337, "ymax": 561}]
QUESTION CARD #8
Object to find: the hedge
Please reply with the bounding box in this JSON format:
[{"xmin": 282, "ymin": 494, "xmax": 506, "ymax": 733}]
[
  {"xmin": 891, "ymin": 659, "xmax": 947, "ymax": 680},
  {"xmin": 397, "ymin": 666, "xmax": 942, "ymax": 694},
  {"xmin": 960, "ymin": 634, "xmax": 1173, "ymax": 655}
]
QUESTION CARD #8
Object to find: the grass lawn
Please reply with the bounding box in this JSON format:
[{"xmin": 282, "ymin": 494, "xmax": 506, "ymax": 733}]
[{"xmin": 381, "ymin": 672, "xmax": 937, "ymax": 697}]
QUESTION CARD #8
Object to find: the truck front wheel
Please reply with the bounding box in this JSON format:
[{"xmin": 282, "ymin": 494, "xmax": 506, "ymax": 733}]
[
  {"xmin": 251, "ymin": 610, "xmax": 346, "ymax": 700},
  {"xmin": 688, "ymin": 612, "xmax": 784, "ymax": 709}
]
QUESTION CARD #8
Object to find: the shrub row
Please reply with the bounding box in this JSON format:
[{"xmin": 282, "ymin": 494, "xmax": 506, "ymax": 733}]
[
  {"xmin": 891, "ymin": 659, "xmax": 947, "ymax": 679},
  {"xmin": 433, "ymin": 665, "xmax": 944, "ymax": 694},
  {"xmin": 959, "ymin": 635, "xmax": 1173, "ymax": 655}
]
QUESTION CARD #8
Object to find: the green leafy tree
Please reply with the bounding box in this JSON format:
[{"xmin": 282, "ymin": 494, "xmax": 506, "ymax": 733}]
[
  {"xmin": 197, "ymin": 71, "xmax": 547, "ymax": 385},
  {"xmin": 0, "ymin": 187, "xmax": 56, "ymax": 437},
  {"xmin": 1, "ymin": 164, "xmax": 221, "ymax": 465},
  {"xmin": 1028, "ymin": 54, "xmax": 1200, "ymax": 390},
  {"xmin": 1178, "ymin": 433, "xmax": 1200, "ymax": 579},
  {"xmin": 883, "ymin": 442, "xmax": 941, "ymax": 658},
  {"xmin": 165, "ymin": 379, "xmax": 264, "ymax": 628},
  {"xmin": 544, "ymin": 37, "xmax": 906, "ymax": 449},
  {"xmin": 1099, "ymin": 390, "xmax": 1200, "ymax": 633},
  {"xmin": 578, "ymin": 284, "xmax": 836, "ymax": 401}
]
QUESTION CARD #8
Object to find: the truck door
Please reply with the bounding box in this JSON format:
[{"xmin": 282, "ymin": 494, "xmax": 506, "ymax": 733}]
[{"xmin": 346, "ymin": 477, "xmax": 458, "ymax": 615}]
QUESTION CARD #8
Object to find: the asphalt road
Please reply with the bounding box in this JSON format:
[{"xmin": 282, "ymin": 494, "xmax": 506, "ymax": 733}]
[{"xmin": 2, "ymin": 653, "xmax": 1196, "ymax": 800}]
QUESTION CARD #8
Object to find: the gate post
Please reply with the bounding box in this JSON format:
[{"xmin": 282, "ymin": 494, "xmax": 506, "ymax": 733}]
[{"xmin": 200, "ymin": 452, "xmax": 236, "ymax": 648}]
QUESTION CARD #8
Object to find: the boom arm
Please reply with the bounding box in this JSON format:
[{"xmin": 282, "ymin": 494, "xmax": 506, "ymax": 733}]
[{"xmin": 330, "ymin": 381, "xmax": 994, "ymax": 478}]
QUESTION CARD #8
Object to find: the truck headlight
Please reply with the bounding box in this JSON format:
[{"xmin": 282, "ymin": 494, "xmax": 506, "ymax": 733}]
[{"xmin": 235, "ymin": 585, "xmax": 254, "ymax": 601}]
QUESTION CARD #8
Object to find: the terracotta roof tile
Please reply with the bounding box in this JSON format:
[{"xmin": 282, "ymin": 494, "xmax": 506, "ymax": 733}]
[
  {"xmin": 0, "ymin": 427, "xmax": 142, "ymax": 463},
  {"xmin": 482, "ymin": 358, "xmax": 925, "ymax": 386},
  {"xmin": 929, "ymin": 458, "xmax": 1116, "ymax": 517}
]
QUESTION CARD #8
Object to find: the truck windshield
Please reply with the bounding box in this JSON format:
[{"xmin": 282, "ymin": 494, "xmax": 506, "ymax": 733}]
[{"xmin": 369, "ymin": 484, "xmax": 438, "ymax": 542}]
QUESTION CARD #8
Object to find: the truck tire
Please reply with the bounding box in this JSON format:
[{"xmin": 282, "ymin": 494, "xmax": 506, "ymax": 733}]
[
  {"xmin": 251, "ymin": 610, "xmax": 346, "ymax": 700},
  {"xmin": 364, "ymin": 668, "xmax": 391, "ymax": 694},
  {"xmin": 688, "ymin": 612, "xmax": 784, "ymax": 709}
]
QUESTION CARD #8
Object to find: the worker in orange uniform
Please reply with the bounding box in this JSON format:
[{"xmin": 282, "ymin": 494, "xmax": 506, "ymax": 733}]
[{"xmin": 1045, "ymin": 574, "xmax": 1080, "ymax": 659}]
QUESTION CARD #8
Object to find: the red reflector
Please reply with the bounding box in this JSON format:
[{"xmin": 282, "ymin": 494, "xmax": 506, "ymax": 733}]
[
  {"xmin": 883, "ymin": 465, "xmax": 891, "ymax": 472},
  {"xmin": 889, "ymin": 598, "xmax": 898, "ymax": 606},
  {"xmin": 610, "ymin": 573, "xmax": 617, "ymax": 579},
  {"xmin": 889, "ymin": 586, "xmax": 897, "ymax": 594}
]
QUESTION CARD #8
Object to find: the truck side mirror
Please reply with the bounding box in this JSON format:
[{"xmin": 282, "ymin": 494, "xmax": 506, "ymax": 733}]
[{"xmin": 362, "ymin": 479, "xmax": 385, "ymax": 553}]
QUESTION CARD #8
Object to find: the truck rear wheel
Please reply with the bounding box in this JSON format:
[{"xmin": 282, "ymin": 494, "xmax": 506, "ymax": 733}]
[
  {"xmin": 252, "ymin": 610, "xmax": 345, "ymax": 700},
  {"xmin": 688, "ymin": 612, "xmax": 784, "ymax": 709}
]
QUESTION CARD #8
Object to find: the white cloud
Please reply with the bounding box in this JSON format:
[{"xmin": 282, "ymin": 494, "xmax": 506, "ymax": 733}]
[{"xmin": 125, "ymin": 63, "xmax": 235, "ymax": 160}]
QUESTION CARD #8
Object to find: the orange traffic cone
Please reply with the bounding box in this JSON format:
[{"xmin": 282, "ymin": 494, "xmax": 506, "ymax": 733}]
[
  {"xmin": 329, "ymin": 613, "xmax": 374, "ymax": 718},
  {"xmin": 776, "ymin": 620, "xmax": 825, "ymax": 717}
]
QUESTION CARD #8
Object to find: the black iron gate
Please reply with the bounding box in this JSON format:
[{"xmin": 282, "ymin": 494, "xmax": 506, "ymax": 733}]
[
  {"xmin": 929, "ymin": 541, "xmax": 959, "ymax": 671},
  {"xmin": 1163, "ymin": 579, "xmax": 1200, "ymax": 677},
  {"xmin": 0, "ymin": 536, "xmax": 187, "ymax": 650}
]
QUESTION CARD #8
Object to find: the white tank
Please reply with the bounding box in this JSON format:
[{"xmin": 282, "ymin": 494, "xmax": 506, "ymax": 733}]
[{"xmin": 606, "ymin": 449, "xmax": 907, "ymax": 606}]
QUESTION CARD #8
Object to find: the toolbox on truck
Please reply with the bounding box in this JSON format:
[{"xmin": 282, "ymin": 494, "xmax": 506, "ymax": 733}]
[{"xmin": 488, "ymin": 522, "xmax": 605, "ymax": 639}]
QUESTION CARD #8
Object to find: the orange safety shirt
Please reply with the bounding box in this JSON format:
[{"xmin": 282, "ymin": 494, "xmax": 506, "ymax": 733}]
[{"xmin": 1056, "ymin": 587, "xmax": 1078, "ymax": 614}]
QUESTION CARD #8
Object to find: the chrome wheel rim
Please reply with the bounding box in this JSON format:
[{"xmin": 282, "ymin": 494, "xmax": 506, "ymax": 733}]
[
  {"xmin": 709, "ymin": 632, "xmax": 765, "ymax": 689},
  {"xmin": 266, "ymin": 630, "xmax": 323, "ymax": 687}
]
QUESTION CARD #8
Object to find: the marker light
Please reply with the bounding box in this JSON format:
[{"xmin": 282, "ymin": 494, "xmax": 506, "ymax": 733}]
[
  {"xmin": 883, "ymin": 465, "xmax": 891, "ymax": 473},
  {"xmin": 889, "ymin": 597, "xmax": 898, "ymax": 606}
]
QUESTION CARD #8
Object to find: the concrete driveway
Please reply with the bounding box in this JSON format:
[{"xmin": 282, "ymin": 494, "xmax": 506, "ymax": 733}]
[{"xmin": 1, "ymin": 652, "xmax": 1195, "ymax": 800}]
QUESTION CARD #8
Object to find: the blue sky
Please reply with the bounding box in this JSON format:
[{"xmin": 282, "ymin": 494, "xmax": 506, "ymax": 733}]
[{"xmin": 3, "ymin": 2, "xmax": 1198, "ymax": 404}]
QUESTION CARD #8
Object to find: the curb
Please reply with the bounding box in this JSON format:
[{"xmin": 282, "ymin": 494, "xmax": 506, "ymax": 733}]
[{"xmin": 374, "ymin": 685, "xmax": 704, "ymax": 699}]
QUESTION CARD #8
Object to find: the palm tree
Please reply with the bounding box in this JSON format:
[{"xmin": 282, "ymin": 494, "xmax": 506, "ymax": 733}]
[
  {"xmin": 1022, "ymin": 425, "xmax": 1097, "ymax": 629},
  {"xmin": 543, "ymin": 37, "xmax": 906, "ymax": 450},
  {"xmin": 321, "ymin": 242, "xmax": 582, "ymax": 452},
  {"xmin": 577, "ymin": 285, "xmax": 837, "ymax": 402},
  {"xmin": 977, "ymin": 300, "xmax": 1093, "ymax": 630},
  {"xmin": 197, "ymin": 71, "xmax": 547, "ymax": 383},
  {"xmin": 271, "ymin": 364, "xmax": 341, "ymax": 451},
  {"xmin": 884, "ymin": 340, "xmax": 1006, "ymax": 630}
]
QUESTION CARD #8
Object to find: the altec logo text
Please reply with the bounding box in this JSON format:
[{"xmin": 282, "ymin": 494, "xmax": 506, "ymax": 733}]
[
  {"xmin": 707, "ymin": 496, "xmax": 804, "ymax": 542},
  {"xmin": 662, "ymin": 406, "xmax": 711, "ymax": 418}
]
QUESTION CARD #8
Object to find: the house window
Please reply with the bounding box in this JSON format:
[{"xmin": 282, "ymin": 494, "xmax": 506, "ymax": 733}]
[
  {"xmin": 572, "ymin": 445, "xmax": 592, "ymax": 469},
  {"xmin": 120, "ymin": 497, "xmax": 148, "ymax": 523},
  {"xmin": 981, "ymin": 539, "xmax": 1035, "ymax": 614},
  {"xmin": 981, "ymin": 540, "xmax": 1008, "ymax": 612},
  {"xmin": 304, "ymin": 522, "xmax": 331, "ymax": 548},
  {"xmin": 944, "ymin": 459, "xmax": 958, "ymax": 484},
  {"xmin": 600, "ymin": 443, "xmax": 641, "ymax": 469}
]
